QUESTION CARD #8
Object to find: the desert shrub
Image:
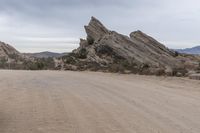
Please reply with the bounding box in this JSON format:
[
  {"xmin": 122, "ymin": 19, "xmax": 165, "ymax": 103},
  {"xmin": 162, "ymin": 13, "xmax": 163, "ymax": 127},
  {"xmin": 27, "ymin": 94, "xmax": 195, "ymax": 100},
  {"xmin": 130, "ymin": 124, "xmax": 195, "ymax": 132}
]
[
  {"xmin": 107, "ymin": 60, "xmax": 138, "ymax": 74},
  {"xmin": 119, "ymin": 60, "xmax": 136, "ymax": 70},
  {"xmin": 21, "ymin": 58, "xmax": 55, "ymax": 70},
  {"xmin": 64, "ymin": 50, "xmax": 88, "ymax": 60},
  {"xmin": 36, "ymin": 58, "xmax": 55, "ymax": 70},
  {"xmin": 77, "ymin": 48, "xmax": 88, "ymax": 59},
  {"xmin": 106, "ymin": 59, "xmax": 140, "ymax": 74},
  {"xmin": 22, "ymin": 61, "xmax": 38, "ymax": 70},
  {"xmin": 68, "ymin": 53, "xmax": 77, "ymax": 57},
  {"xmin": 62, "ymin": 55, "xmax": 76, "ymax": 64},
  {"xmin": 8, "ymin": 53, "xmax": 20, "ymax": 60},
  {"xmin": 141, "ymin": 63, "xmax": 150, "ymax": 69},
  {"xmin": 156, "ymin": 69, "xmax": 165, "ymax": 76},
  {"xmin": 172, "ymin": 67, "xmax": 188, "ymax": 76},
  {"xmin": 174, "ymin": 51, "xmax": 179, "ymax": 57},
  {"xmin": 108, "ymin": 64, "xmax": 121, "ymax": 73},
  {"xmin": 95, "ymin": 45, "xmax": 125, "ymax": 62},
  {"xmin": 36, "ymin": 62, "xmax": 45, "ymax": 69},
  {"xmin": 86, "ymin": 62, "xmax": 101, "ymax": 71},
  {"xmin": 43, "ymin": 58, "xmax": 55, "ymax": 69},
  {"xmin": 95, "ymin": 45, "xmax": 113, "ymax": 55},
  {"xmin": 121, "ymin": 60, "xmax": 130, "ymax": 68},
  {"xmin": 113, "ymin": 54, "xmax": 125, "ymax": 61},
  {"xmin": 29, "ymin": 64, "xmax": 39, "ymax": 70}
]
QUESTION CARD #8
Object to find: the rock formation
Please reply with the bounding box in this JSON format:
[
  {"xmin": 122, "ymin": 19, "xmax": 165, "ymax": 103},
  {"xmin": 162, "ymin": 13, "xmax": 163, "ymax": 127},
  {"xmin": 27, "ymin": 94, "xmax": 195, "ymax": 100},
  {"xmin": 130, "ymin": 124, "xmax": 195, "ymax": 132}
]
[
  {"xmin": 62, "ymin": 17, "xmax": 189, "ymax": 76},
  {"xmin": 0, "ymin": 41, "xmax": 55, "ymax": 70},
  {"xmin": 0, "ymin": 41, "xmax": 20, "ymax": 58},
  {"xmin": 0, "ymin": 17, "xmax": 199, "ymax": 76}
]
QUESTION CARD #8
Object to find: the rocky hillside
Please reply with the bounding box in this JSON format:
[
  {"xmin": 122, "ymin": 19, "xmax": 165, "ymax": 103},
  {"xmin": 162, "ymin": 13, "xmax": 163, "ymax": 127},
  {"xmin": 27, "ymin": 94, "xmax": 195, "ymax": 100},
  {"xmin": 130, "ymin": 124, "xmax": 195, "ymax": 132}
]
[
  {"xmin": 0, "ymin": 41, "xmax": 55, "ymax": 70},
  {"xmin": 0, "ymin": 41, "xmax": 20, "ymax": 58},
  {"xmin": 0, "ymin": 41, "xmax": 29, "ymax": 69},
  {"xmin": 60, "ymin": 17, "xmax": 194, "ymax": 76},
  {"xmin": 1, "ymin": 17, "xmax": 199, "ymax": 75}
]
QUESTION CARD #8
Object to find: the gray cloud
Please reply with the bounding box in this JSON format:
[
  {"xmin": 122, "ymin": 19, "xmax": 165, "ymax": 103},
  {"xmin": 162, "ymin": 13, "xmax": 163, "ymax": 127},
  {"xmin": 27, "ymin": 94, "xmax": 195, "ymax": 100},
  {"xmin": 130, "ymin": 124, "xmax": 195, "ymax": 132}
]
[{"xmin": 0, "ymin": 0, "xmax": 200, "ymax": 52}]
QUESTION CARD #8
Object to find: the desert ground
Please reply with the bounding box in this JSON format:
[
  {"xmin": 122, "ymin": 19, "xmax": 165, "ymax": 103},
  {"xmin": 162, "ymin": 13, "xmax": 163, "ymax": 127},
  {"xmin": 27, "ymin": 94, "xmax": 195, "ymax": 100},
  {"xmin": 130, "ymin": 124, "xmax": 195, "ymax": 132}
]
[{"xmin": 0, "ymin": 70, "xmax": 200, "ymax": 133}]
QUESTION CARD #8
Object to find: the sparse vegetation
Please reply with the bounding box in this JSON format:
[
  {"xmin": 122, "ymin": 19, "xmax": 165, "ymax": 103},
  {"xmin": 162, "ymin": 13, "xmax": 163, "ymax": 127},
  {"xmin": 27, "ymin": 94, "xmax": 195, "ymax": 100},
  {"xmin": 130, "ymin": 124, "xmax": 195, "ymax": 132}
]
[
  {"xmin": 95, "ymin": 45, "xmax": 113, "ymax": 55},
  {"xmin": 174, "ymin": 51, "xmax": 179, "ymax": 57},
  {"xmin": 0, "ymin": 57, "xmax": 55, "ymax": 70},
  {"xmin": 77, "ymin": 48, "xmax": 88, "ymax": 59},
  {"xmin": 62, "ymin": 53, "xmax": 77, "ymax": 64},
  {"xmin": 172, "ymin": 67, "xmax": 188, "ymax": 76}
]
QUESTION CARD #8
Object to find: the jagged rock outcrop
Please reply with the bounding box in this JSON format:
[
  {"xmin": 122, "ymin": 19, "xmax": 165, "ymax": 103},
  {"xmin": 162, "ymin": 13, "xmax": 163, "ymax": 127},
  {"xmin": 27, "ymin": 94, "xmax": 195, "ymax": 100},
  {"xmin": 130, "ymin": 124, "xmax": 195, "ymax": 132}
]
[
  {"xmin": 0, "ymin": 41, "xmax": 27, "ymax": 69},
  {"xmin": 62, "ymin": 17, "xmax": 188, "ymax": 75},
  {"xmin": 59, "ymin": 17, "xmax": 192, "ymax": 75},
  {"xmin": 0, "ymin": 18, "xmax": 198, "ymax": 75},
  {"xmin": 0, "ymin": 41, "xmax": 56, "ymax": 70},
  {"xmin": 84, "ymin": 17, "xmax": 110, "ymax": 41},
  {"xmin": 0, "ymin": 41, "xmax": 20, "ymax": 58}
]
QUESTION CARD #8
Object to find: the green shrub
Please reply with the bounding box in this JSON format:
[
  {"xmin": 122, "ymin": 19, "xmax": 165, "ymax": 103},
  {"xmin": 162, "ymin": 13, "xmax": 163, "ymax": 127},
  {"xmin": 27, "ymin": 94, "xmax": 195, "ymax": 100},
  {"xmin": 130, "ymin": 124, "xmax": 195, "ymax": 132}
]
[
  {"xmin": 172, "ymin": 67, "xmax": 188, "ymax": 76},
  {"xmin": 62, "ymin": 55, "xmax": 76, "ymax": 64},
  {"xmin": 174, "ymin": 51, "xmax": 179, "ymax": 57},
  {"xmin": 77, "ymin": 48, "xmax": 88, "ymax": 59},
  {"xmin": 95, "ymin": 45, "xmax": 113, "ymax": 55}
]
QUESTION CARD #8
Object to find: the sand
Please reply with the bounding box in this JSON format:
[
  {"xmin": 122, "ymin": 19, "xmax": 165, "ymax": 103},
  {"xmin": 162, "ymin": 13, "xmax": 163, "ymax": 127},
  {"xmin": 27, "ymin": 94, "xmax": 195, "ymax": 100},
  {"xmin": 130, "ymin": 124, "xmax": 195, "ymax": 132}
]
[{"xmin": 0, "ymin": 70, "xmax": 200, "ymax": 133}]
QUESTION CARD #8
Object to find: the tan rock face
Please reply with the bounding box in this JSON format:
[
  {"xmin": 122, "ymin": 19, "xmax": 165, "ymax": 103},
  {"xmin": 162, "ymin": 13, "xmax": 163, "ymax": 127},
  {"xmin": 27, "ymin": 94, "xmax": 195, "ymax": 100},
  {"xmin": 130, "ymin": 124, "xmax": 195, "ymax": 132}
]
[
  {"xmin": 84, "ymin": 16, "xmax": 109, "ymax": 41},
  {"xmin": 67, "ymin": 17, "xmax": 187, "ymax": 75},
  {"xmin": 130, "ymin": 30, "xmax": 175, "ymax": 57},
  {"xmin": 0, "ymin": 41, "xmax": 20, "ymax": 58},
  {"xmin": 0, "ymin": 41, "xmax": 37, "ymax": 70},
  {"xmin": 83, "ymin": 17, "xmax": 177, "ymax": 66}
]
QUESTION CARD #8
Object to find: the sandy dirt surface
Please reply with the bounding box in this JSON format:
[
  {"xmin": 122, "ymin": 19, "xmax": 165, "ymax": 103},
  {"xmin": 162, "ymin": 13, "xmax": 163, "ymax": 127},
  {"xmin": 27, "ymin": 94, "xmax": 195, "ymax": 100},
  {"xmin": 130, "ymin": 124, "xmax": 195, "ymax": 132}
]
[{"xmin": 0, "ymin": 70, "xmax": 200, "ymax": 133}]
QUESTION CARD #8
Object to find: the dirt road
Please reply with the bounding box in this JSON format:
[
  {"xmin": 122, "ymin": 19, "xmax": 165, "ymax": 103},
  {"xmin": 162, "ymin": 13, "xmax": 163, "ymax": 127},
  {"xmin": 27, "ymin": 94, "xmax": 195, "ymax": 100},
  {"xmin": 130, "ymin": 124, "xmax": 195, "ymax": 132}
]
[{"xmin": 0, "ymin": 70, "xmax": 200, "ymax": 133}]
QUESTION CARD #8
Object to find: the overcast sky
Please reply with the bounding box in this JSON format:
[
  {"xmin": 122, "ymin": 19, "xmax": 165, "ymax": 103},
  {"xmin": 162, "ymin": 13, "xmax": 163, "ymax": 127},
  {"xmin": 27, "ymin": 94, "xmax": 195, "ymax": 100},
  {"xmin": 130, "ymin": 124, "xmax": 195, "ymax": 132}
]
[{"xmin": 0, "ymin": 0, "xmax": 200, "ymax": 53}]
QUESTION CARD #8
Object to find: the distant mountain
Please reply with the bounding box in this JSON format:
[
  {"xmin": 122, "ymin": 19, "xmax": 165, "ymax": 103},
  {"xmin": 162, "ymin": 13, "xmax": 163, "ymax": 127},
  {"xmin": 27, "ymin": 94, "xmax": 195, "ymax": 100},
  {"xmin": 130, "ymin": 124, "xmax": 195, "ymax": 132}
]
[
  {"xmin": 25, "ymin": 51, "xmax": 68, "ymax": 58},
  {"xmin": 175, "ymin": 46, "xmax": 200, "ymax": 55}
]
